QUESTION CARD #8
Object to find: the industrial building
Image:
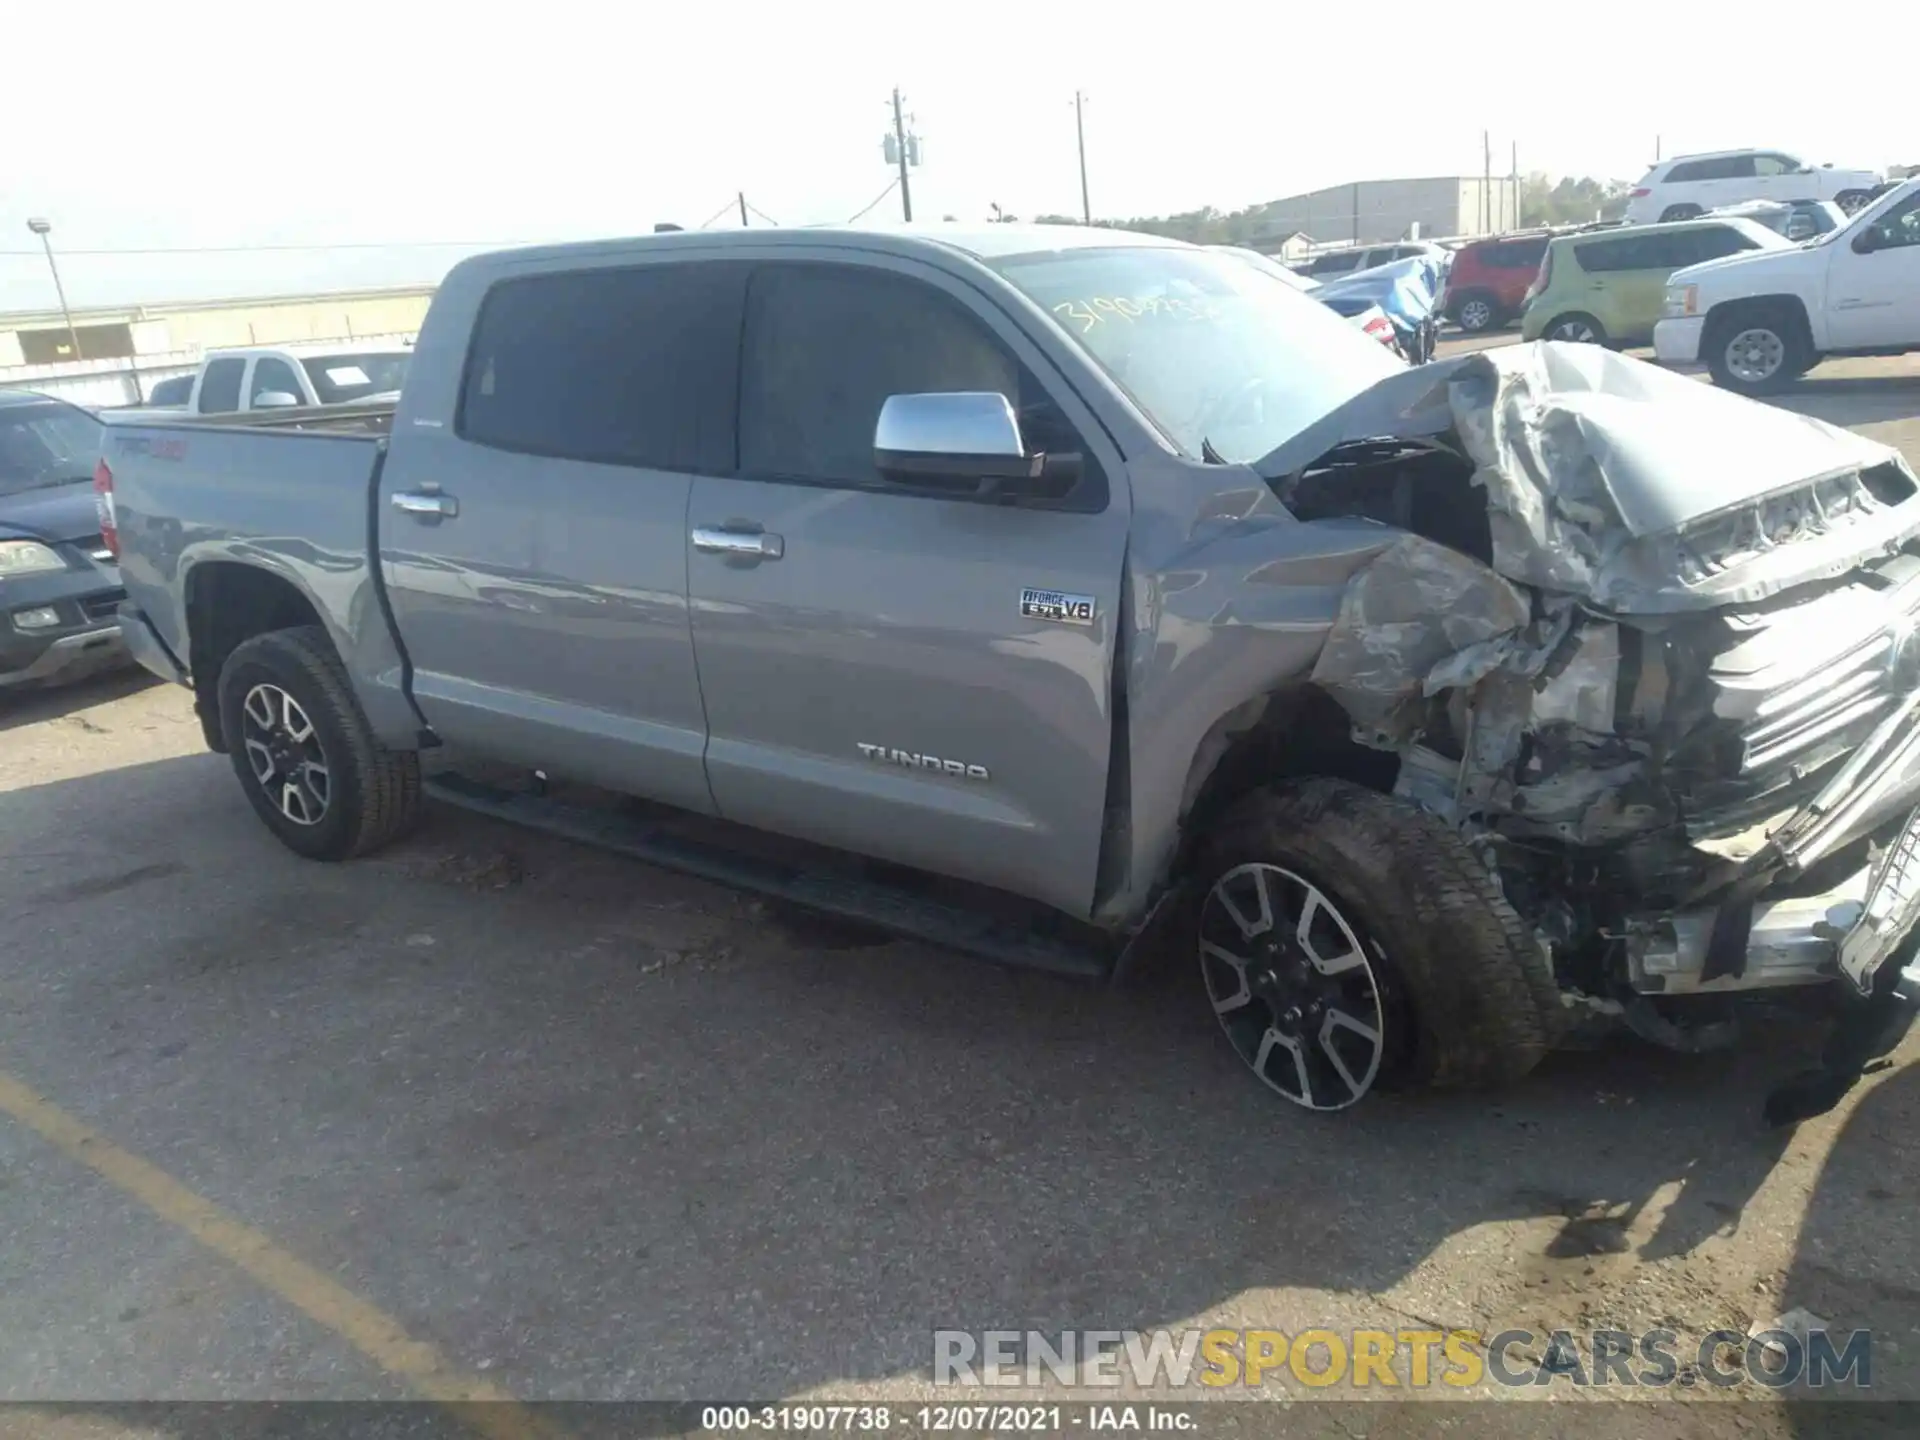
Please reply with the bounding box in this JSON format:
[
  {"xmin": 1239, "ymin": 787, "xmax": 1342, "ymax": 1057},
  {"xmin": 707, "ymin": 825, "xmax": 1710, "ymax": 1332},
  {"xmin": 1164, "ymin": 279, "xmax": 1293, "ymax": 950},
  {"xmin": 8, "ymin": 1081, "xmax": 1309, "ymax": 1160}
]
[
  {"xmin": 0, "ymin": 285, "xmax": 435, "ymax": 408},
  {"xmin": 1253, "ymin": 175, "xmax": 1523, "ymax": 249}
]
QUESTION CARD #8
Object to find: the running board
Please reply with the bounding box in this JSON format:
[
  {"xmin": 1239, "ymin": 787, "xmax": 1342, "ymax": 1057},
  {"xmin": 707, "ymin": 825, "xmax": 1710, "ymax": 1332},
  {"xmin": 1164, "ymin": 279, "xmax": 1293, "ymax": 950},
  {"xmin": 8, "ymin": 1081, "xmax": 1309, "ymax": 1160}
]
[{"xmin": 424, "ymin": 773, "xmax": 1113, "ymax": 980}]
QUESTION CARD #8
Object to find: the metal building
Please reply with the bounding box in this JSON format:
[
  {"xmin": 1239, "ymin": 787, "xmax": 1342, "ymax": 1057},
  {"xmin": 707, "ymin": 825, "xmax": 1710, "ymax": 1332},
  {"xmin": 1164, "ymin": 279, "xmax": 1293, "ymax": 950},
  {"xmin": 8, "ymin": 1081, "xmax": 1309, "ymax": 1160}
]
[
  {"xmin": 0, "ymin": 285, "xmax": 435, "ymax": 408},
  {"xmin": 1255, "ymin": 176, "xmax": 1523, "ymax": 247}
]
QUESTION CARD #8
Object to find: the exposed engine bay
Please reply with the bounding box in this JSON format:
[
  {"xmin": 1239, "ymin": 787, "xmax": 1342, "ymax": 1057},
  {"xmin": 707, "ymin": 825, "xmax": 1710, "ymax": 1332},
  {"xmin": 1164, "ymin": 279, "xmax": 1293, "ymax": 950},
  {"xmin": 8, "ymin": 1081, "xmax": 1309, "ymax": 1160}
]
[{"xmin": 1262, "ymin": 343, "xmax": 1920, "ymax": 1072}]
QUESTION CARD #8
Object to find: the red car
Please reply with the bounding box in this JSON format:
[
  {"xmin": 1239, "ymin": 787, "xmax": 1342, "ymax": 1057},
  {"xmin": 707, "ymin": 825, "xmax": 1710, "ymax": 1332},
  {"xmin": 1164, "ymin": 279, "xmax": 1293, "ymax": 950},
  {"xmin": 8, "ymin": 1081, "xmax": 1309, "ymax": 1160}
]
[{"xmin": 1437, "ymin": 231, "xmax": 1554, "ymax": 333}]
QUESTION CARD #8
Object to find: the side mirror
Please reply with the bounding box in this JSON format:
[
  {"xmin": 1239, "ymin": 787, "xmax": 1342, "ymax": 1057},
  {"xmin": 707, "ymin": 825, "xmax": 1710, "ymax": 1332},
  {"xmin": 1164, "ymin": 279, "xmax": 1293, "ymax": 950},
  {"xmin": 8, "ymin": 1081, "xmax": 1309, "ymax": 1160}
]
[
  {"xmin": 873, "ymin": 392, "xmax": 1077, "ymax": 501},
  {"xmin": 1853, "ymin": 229, "xmax": 1881, "ymax": 255},
  {"xmin": 253, "ymin": 391, "xmax": 301, "ymax": 409}
]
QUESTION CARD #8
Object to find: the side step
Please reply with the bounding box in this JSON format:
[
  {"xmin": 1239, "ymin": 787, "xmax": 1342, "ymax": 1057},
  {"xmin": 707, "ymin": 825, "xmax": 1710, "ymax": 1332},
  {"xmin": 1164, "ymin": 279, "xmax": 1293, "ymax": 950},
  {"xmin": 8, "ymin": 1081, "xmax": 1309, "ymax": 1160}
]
[{"xmin": 424, "ymin": 772, "xmax": 1114, "ymax": 980}]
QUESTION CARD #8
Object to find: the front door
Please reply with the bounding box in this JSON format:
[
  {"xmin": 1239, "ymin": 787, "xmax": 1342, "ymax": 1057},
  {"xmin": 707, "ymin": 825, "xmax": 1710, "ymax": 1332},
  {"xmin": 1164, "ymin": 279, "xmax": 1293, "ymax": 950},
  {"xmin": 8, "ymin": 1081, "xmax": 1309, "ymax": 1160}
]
[
  {"xmin": 379, "ymin": 258, "xmax": 750, "ymax": 815},
  {"xmin": 1825, "ymin": 190, "xmax": 1920, "ymax": 350},
  {"xmin": 686, "ymin": 258, "xmax": 1131, "ymax": 918}
]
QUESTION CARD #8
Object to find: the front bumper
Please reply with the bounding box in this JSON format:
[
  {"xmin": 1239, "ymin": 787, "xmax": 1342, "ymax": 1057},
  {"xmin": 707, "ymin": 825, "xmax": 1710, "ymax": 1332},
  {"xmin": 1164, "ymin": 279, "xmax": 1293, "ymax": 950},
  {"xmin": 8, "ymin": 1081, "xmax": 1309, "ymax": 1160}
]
[
  {"xmin": 0, "ymin": 563, "xmax": 133, "ymax": 689},
  {"xmin": 1629, "ymin": 806, "xmax": 1920, "ymax": 998},
  {"xmin": 1653, "ymin": 316, "xmax": 1704, "ymax": 365}
]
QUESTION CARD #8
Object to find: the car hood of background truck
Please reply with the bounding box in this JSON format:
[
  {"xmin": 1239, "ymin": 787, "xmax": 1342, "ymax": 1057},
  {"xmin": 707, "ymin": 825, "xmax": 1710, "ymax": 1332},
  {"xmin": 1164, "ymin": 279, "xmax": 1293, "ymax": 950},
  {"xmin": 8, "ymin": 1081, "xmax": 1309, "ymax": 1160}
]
[
  {"xmin": 0, "ymin": 479, "xmax": 99, "ymax": 544},
  {"xmin": 1254, "ymin": 340, "xmax": 1920, "ymax": 613}
]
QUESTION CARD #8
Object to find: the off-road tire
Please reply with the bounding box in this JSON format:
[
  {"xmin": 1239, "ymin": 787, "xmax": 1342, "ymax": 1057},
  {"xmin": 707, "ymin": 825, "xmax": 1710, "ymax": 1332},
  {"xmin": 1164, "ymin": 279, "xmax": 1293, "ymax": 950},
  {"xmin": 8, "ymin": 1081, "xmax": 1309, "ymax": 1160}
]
[
  {"xmin": 217, "ymin": 625, "xmax": 422, "ymax": 861},
  {"xmin": 1197, "ymin": 779, "xmax": 1560, "ymax": 1095}
]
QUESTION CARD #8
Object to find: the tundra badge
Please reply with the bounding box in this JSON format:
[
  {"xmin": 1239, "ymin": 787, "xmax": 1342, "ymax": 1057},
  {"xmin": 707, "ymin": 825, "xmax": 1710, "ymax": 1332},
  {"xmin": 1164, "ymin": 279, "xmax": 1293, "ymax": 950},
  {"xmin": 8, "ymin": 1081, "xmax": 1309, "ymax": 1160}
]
[
  {"xmin": 857, "ymin": 744, "xmax": 989, "ymax": 781},
  {"xmin": 1020, "ymin": 586, "xmax": 1096, "ymax": 626}
]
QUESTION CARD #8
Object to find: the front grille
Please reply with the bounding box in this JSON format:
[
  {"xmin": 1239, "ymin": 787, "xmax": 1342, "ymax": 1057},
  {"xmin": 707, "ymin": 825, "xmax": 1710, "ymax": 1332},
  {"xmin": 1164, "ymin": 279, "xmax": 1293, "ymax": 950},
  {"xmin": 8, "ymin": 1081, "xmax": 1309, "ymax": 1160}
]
[
  {"xmin": 1678, "ymin": 559, "xmax": 1920, "ymax": 838},
  {"xmin": 81, "ymin": 589, "xmax": 125, "ymax": 622}
]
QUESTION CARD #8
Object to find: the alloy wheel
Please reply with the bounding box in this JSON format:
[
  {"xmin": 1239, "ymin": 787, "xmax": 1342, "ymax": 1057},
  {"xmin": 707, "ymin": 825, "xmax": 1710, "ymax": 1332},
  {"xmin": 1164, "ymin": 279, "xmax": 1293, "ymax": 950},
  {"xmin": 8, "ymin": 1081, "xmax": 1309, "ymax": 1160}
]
[
  {"xmin": 1460, "ymin": 299, "xmax": 1493, "ymax": 331},
  {"xmin": 1199, "ymin": 863, "xmax": 1388, "ymax": 1111},
  {"xmin": 1549, "ymin": 318, "xmax": 1598, "ymax": 343},
  {"xmin": 241, "ymin": 683, "xmax": 331, "ymax": 826}
]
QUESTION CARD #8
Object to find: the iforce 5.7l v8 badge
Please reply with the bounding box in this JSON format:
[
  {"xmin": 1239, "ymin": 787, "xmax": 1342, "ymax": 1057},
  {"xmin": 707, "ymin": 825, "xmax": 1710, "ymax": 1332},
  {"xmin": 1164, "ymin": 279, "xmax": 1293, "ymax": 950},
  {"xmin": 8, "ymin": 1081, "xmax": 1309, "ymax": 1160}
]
[{"xmin": 1020, "ymin": 587, "xmax": 1096, "ymax": 627}]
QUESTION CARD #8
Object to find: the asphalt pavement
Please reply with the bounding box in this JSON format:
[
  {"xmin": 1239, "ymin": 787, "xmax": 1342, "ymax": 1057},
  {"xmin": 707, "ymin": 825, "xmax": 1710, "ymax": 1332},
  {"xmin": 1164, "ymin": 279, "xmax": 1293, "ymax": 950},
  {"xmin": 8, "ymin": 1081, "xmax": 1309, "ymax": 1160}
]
[{"xmin": 3, "ymin": 347, "xmax": 1919, "ymax": 1435}]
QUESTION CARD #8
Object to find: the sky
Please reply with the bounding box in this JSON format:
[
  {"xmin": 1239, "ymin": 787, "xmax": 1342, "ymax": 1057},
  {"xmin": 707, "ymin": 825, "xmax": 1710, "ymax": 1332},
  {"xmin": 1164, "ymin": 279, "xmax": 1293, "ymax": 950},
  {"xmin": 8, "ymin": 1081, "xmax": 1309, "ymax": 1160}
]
[{"xmin": 2, "ymin": 0, "xmax": 1908, "ymax": 314}]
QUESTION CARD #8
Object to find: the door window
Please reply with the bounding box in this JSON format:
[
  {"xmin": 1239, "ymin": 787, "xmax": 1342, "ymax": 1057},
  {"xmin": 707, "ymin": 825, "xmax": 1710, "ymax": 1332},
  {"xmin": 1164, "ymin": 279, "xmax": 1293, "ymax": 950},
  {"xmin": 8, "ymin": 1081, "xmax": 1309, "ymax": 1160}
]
[
  {"xmin": 197, "ymin": 358, "xmax": 245, "ymax": 413},
  {"xmin": 459, "ymin": 261, "xmax": 747, "ymax": 471},
  {"xmin": 1574, "ymin": 235, "xmax": 1656, "ymax": 272},
  {"xmin": 249, "ymin": 357, "xmax": 304, "ymax": 405},
  {"xmin": 736, "ymin": 262, "xmax": 1102, "ymax": 506},
  {"xmin": 1864, "ymin": 194, "xmax": 1920, "ymax": 251}
]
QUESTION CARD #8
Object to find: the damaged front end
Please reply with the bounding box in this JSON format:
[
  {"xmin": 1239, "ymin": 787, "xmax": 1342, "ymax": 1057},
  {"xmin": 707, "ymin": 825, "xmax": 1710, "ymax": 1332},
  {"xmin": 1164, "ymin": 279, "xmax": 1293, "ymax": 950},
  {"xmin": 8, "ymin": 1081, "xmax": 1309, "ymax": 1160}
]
[{"xmin": 1264, "ymin": 342, "xmax": 1920, "ymax": 1117}]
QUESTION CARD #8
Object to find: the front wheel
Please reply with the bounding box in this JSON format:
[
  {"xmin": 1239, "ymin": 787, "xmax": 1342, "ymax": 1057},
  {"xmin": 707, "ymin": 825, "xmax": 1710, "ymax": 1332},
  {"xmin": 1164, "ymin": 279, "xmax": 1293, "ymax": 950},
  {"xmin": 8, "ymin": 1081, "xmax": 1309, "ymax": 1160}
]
[
  {"xmin": 1704, "ymin": 307, "xmax": 1813, "ymax": 396},
  {"xmin": 1544, "ymin": 312, "xmax": 1607, "ymax": 345},
  {"xmin": 1194, "ymin": 780, "xmax": 1559, "ymax": 1111},
  {"xmin": 217, "ymin": 626, "xmax": 423, "ymax": 860},
  {"xmin": 1835, "ymin": 189, "xmax": 1875, "ymax": 215}
]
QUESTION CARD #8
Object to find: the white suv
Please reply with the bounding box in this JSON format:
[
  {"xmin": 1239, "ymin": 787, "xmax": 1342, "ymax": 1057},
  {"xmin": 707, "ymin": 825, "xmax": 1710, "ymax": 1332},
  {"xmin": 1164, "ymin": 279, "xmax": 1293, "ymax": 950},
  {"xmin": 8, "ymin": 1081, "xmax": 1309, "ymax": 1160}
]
[
  {"xmin": 1624, "ymin": 149, "xmax": 1883, "ymax": 226},
  {"xmin": 1653, "ymin": 178, "xmax": 1920, "ymax": 395}
]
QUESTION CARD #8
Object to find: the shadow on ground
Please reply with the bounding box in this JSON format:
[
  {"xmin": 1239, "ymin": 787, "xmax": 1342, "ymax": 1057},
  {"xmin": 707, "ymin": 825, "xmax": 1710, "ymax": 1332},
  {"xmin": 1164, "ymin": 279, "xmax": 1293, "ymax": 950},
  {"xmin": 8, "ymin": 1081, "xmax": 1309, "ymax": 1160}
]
[
  {"xmin": 0, "ymin": 664, "xmax": 157, "ymax": 735},
  {"xmin": 1771, "ymin": 374, "xmax": 1920, "ymax": 430}
]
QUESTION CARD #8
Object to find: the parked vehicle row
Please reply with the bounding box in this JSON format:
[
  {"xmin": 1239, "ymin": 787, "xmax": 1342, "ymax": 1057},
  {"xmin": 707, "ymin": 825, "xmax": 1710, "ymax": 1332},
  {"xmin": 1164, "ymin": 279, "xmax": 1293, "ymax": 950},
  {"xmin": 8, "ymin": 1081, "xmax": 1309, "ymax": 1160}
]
[
  {"xmin": 98, "ymin": 222, "xmax": 1920, "ymax": 1122},
  {"xmin": 1211, "ymin": 247, "xmax": 1409, "ymax": 355},
  {"xmin": 1625, "ymin": 148, "xmax": 1885, "ymax": 227},
  {"xmin": 1656, "ymin": 176, "xmax": 1920, "ymax": 394}
]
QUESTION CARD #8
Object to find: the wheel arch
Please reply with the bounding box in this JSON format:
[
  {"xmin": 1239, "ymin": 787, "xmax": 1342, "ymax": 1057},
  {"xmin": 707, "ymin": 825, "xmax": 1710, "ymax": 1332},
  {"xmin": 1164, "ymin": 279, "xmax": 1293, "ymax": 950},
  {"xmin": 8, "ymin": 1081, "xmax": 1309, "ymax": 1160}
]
[
  {"xmin": 183, "ymin": 561, "xmax": 331, "ymax": 752},
  {"xmin": 1171, "ymin": 684, "xmax": 1397, "ymax": 882},
  {"xmin": 1702, "ymin": 292, "xmax": 1814, "ymax": 344}
]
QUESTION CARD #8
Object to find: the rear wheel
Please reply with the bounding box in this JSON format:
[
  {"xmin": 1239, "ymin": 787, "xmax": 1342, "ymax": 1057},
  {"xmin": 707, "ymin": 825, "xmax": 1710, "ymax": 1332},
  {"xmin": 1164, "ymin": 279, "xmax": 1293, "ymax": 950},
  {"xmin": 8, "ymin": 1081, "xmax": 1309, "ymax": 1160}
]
[
  {"xmin": 1704, "ymin": 304, "xmax": 1813, "ymax": 396},
  {"xmin": 1455, "ymin": 293, "xmax": 1499, "ymax": 333},
  {"xmin": 217, "ymin": 626, "xmax": 423, "ymax": 860},
  {"xmin": 1544, "ymin": 312, "xmax": 1607, "ymax": 345},
  {"xmin": 1659, "ymin": 203, "xmax": 1703, "ymax": 222},
  {"xmin": 1835, "ymin": 189, "xmax": 1874, "ymax": 215},
  {"xmin": 1194, "ymin": 780, "xmax": 1558, "ymax": 1111}
]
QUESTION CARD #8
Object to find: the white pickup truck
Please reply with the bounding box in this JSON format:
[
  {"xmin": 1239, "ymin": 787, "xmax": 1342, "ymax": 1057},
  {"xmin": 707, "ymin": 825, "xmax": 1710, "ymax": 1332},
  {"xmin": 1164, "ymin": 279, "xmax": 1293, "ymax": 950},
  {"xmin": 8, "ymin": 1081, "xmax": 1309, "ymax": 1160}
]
[
  {"xmin": 178, "ymin": 342, "xmax": 413, "ymax": 417},
  {"xmin": 1655, "ymin": 177, "xmax": 1920, "ymax": 395}
]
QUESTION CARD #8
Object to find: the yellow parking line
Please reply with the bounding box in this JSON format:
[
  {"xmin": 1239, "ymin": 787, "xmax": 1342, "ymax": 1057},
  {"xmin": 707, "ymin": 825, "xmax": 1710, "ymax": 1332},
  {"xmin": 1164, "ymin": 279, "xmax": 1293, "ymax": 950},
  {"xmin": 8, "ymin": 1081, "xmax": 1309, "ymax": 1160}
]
[{"xmin": 0, "ymin": 1069, "xmax": 568, "ymax": 1440}]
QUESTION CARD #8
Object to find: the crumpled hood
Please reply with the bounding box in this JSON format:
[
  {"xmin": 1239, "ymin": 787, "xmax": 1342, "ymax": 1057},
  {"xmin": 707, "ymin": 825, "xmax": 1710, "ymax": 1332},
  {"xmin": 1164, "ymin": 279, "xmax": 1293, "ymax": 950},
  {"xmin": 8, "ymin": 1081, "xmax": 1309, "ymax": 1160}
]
[{"xmin": 1257, "ymin": 341, "xmax": 1920, "ymax": 613}]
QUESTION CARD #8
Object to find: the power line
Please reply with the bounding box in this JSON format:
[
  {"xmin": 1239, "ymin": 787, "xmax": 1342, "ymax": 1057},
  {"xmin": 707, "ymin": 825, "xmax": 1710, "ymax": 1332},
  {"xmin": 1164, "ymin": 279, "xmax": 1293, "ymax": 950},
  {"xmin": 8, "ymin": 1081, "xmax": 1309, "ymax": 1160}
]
[
  {"xmin": 743, "ymin": 200, "xmax": 781, "ymax": 226},
  {"xmin": 695, "ymin": 197, "xmax": 741, "ymax": 229},
  {"xmin": 0, "ymin": 238, "xmax": 543, "ymax": 257},
  {"xmin": 846, "ymin": 178, "xmax": 900, "ymax": 224}
]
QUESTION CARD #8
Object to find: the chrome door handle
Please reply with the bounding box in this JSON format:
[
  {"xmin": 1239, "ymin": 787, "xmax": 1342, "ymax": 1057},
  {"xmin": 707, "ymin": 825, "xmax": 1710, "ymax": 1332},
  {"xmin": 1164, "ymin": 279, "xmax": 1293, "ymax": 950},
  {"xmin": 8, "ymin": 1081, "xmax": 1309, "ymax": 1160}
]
[
  {"xmin": 391, "ymin": 490, "xmax": 459, "ymax": 520},
  {"xmin": 692, "ymin": 527, "xmax": 784, "ymax": 560}
]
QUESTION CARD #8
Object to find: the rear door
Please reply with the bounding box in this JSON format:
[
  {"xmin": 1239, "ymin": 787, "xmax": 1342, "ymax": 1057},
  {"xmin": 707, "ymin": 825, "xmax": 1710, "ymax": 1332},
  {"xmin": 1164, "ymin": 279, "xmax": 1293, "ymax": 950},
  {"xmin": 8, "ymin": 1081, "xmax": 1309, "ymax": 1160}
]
[
  {"xmin": 684, "ymin": 255, "xmax": 1130, "ymax": 917},
  {"xmin": 194, "ymin": 357, "xmax": 245, "ymax": 415},
  {"xmin": 378, "ymin": 258, "xmax": 748, "ymax": 815}
]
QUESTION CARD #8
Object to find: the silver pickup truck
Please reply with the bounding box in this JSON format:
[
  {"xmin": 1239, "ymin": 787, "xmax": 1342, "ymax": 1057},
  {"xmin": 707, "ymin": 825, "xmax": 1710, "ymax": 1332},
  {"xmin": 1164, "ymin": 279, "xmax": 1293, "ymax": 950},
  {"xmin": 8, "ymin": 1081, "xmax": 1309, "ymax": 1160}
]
[{"xmin": 102, "ymin": 224, "xmax": 1920, "ymax": 1121}]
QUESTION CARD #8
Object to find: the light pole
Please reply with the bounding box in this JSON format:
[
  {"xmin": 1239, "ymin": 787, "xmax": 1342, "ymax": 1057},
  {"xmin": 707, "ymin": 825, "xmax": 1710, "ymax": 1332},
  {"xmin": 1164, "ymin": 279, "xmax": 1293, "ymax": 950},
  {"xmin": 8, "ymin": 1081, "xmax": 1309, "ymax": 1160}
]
[
  {"xmin": 1074, "ymin": 91, "xmax": 1092, "ymax": 224},
  {"xmin": 25, "ymin": 218, "xmax": 84, "ymax": 362}
]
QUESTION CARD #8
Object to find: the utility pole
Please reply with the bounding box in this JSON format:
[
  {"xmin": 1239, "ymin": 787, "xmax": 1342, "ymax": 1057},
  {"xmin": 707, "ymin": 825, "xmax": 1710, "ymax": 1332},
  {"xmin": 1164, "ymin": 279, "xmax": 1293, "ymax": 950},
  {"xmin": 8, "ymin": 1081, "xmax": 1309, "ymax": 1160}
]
[
  {"xmin": 1074, "ymin": 90, "xmax": 1092, "ymax": 224},
  {"xmin": 891, "ymin": 87, "xmax": 914, "ymax": 222},
  {"xmin": 738, "ymin": 192, "xmax": 748, "ymax": 226},
  {"xmin": 1511, "ymin": 140, "xmax": 1519, "ymax": 230},
  {"xmin": 1482, "ymin": 131, "xmax": 1492, "ymax": 233},
  {"xmin": 25, "ymin": 218, "xmax": 83, "ymax": 362},
  {"xmin": 1655, "ymin": 135, "xmax": 1662, "ymax": 164}
]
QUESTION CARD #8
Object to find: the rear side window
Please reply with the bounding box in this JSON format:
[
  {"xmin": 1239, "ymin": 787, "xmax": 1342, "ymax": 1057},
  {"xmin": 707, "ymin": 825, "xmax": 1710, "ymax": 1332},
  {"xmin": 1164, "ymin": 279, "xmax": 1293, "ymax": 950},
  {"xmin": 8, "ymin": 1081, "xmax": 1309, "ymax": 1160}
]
[
  {"xmin": 1476, "ymin": 237, "xmax": 1548, "ymax": 269},
  {"xmin": 1308, "ymin": 252, "xmax": 1361, "ymax": 275},
  {"xmin": 1689, "ymin": 225, "xmax": 1762, "ymax": 263},
  {"xmin": 1572, "ymin": 236, "xmax": 1648, "ymax": 272},
  {"xmin": 197, "ymin": 358, "xmax": 244, "ymax": 413},
  {"xmin": 458, "ymin": 262, "xmax": 747, "ymax": 471}
]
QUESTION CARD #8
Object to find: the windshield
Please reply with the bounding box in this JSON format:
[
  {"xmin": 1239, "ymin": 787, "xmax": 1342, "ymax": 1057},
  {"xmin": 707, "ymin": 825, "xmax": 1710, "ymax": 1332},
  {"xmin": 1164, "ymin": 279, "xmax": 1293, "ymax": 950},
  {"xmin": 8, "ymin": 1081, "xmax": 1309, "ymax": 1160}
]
[
  {"xmin": 1214, "ymin": 247, "xmax": 1319, "ymax": 292},
  {"xmin": 0, "ymin": 399, "xmax": 103, "ymax": 497},
  {"xmin": 992, "ymin": 245, "xmax": 1402, "ymax": 463},
  {"xmin": 300, "ymin": 352, "xmax": 410, "ymax": 405}
]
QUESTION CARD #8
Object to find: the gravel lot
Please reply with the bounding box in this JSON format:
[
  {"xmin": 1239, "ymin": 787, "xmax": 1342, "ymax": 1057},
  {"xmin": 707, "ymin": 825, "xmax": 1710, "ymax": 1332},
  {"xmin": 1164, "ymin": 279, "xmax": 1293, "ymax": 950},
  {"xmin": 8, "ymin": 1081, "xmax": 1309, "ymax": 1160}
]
[{"xmin": 3, "ymin": 348, "xmax": 1919, "ymax": 1432}]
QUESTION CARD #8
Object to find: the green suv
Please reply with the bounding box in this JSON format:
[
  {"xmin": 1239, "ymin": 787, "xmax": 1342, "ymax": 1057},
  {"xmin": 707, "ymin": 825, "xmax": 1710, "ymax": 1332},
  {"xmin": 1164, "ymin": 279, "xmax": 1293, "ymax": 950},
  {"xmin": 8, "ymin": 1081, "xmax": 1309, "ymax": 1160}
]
[{"xmin": 1520, "ymin": 217, "xmax": 1784, "ymax": 347}]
